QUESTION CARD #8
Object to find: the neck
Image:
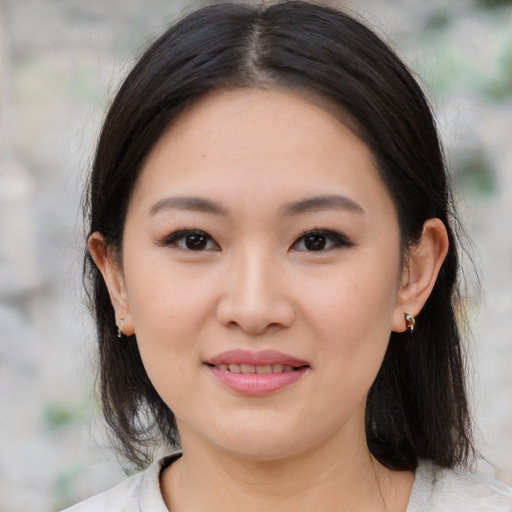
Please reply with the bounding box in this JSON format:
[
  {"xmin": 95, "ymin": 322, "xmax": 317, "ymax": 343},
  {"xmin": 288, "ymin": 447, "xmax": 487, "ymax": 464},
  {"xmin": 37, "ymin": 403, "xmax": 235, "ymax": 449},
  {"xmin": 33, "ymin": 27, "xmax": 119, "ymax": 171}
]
[{"xmin": 161, "ymin": 424, "xmax": 409, "ymax": 512}]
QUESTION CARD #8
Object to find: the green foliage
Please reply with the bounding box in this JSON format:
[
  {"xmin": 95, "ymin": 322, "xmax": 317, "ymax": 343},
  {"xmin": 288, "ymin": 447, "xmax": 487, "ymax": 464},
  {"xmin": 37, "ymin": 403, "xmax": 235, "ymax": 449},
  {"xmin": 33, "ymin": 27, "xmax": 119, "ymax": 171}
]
[
  {"xmin": 453, "ymin": 151, "xmax": 496, "ymax": 198},
  {"xmin": 414, "ymin": 12, "xmax": 512, "ymax": 104},
  {"xmin": 43, "ymin": 395, "xmax": 96, "ymax": 430},
  {"xmin": 483, "ymin": 43, "xmax": 512, "ymax": 101},
  {"xmin": 52, "ymin": 465, "xmax": 81, "ymax": 510},
  {"xmin": 424, "ymin": 9, "xmax": 452, "ymax": 32},
  {"xmin": 475, "ymin": 0, "xmax": 512, "ymax": 9}
]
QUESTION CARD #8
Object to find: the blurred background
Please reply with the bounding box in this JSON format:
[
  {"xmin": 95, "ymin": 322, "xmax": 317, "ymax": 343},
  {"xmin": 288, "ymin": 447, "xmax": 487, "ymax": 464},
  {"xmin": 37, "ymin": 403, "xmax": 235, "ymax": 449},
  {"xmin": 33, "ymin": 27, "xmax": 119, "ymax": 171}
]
[{"xmin": 0, "ymin": 0, "xmax": 511, "ymax": 510}]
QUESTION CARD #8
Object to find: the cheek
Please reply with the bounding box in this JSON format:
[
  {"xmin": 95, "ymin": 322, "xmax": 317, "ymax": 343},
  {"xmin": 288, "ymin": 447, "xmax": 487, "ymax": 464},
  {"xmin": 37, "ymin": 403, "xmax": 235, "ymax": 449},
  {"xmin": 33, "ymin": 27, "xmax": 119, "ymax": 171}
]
[
  {"xmin": 122, "ymin": 253, "xmax": 217, "ymax": 366},
  {"xmin": 301, "ymin": 256, "xmax": 399, "ymax": 386},
  {"xmin": 124, "ymin": 270, "xmax": 218, "ymax": 413},
  {"xmin": 305, "ymin": 256, "xmax": 399, "ymax": 339}
]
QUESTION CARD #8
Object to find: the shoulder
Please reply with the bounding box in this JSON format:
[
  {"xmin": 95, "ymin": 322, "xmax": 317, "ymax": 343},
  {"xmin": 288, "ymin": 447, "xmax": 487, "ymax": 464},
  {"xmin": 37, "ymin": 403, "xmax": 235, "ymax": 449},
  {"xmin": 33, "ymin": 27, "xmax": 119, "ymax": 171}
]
[
  {"xmin": 408, "ymin": 459, "xmax": 512, "ymax": 512},
  {"xmin": 58, "ymin": 471, "xmax": 145, "ymax": 512},
  {"xmin": 59, "ymin": 454, "xmax": 180, "ymax": 512}
]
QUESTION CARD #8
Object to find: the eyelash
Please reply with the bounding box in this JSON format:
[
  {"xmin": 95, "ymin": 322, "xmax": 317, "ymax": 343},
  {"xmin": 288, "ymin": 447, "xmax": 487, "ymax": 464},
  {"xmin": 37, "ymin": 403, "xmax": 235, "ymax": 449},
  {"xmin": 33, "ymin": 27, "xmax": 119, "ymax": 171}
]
[
  {"xmin": 159, "ymin": 228, "xmax": 353, "ymax": 252},
  {"xmin": 293, "ymin": 229, "xmax": 353, "ymax": 252},
  {"xmin": 159, "ymin": 229, "xmax": 220, "ymax": 251}
]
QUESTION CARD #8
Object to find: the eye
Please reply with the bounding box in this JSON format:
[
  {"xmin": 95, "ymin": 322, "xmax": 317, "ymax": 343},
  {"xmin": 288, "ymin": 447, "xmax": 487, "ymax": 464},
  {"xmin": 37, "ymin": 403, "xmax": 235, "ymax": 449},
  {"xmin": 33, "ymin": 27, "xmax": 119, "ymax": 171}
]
[
  {"xmin": 292, "ymin": 229, "xmax": 352, "ymax": 252},
  {"xmin": 160, "ymin": 229, "xmax": 220, "ymax": 251}
]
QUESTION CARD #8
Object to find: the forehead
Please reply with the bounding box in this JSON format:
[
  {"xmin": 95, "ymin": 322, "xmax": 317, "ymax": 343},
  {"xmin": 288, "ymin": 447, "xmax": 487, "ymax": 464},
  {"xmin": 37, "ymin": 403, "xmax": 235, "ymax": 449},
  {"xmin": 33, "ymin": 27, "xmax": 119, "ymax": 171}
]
[{"xmin": 129, "ymin": 88, "xmax": 396, "ymax": 221}]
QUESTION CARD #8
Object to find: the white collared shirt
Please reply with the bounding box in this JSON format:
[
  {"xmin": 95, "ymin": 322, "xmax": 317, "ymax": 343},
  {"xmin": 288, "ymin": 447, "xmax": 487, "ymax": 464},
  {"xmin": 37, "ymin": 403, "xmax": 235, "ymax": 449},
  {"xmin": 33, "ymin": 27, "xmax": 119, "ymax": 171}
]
[{"xmin": 61, "ymin": 454, "xmax": 512, "ymax": 511}]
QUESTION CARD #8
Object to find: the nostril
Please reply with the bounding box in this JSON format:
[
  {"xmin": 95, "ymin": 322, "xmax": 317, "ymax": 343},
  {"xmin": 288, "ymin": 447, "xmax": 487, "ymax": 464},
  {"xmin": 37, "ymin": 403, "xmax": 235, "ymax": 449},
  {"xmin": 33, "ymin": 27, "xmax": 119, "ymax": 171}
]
[{"xmin": 215, "ymin": 285, "xmax": 296, "ymax": 333}]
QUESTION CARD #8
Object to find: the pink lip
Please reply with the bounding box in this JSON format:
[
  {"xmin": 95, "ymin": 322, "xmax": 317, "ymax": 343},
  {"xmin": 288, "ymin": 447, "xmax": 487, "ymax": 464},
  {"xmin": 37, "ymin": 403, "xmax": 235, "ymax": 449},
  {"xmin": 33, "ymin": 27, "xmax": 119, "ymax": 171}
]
[
  {"xmin": 205, "ymin": 349, "xmax": 309, "ymax": 367},
  {"xmin": 204, "ymin": 350, "xmax": 310, "ymax": 396}
]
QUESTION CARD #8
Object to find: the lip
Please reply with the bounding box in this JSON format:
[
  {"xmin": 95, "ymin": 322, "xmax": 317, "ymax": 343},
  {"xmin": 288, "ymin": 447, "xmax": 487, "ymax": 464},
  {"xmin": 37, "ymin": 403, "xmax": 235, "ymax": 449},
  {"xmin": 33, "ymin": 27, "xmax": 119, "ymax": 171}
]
[
  {"xmin": 204, "ymin": 350, "xmax": 310, "ymax": 396},
  {"xmin": 205, "ymin": 349, "xmax": 309, "ymax": 367}
]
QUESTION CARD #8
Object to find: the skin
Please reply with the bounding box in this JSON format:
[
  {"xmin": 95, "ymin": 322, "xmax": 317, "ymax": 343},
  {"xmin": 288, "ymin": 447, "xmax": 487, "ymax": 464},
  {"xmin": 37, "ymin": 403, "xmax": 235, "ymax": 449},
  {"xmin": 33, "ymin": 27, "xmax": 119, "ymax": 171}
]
[{"xmin": 90, "ymin": 88, "xmax": 449, "ymax": 511}]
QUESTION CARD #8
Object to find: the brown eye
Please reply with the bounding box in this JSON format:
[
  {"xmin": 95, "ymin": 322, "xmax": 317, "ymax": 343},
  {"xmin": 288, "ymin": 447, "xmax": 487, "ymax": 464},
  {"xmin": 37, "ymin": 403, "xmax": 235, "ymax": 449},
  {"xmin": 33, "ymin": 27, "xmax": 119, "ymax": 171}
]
[
  {"xmin": 161, "ymin": 229, "xmax": 220, "ymax": 251},
  {"xmin": 185, "ymin": 234, "xmax": 209, "ymax": 250},
  {"xmin": 292, "ymin": 229, "xmax": 353, "ymax": 252},
  {"xmin": 303, "ymin": 234, "xmax": 327, "ymax": 251}
]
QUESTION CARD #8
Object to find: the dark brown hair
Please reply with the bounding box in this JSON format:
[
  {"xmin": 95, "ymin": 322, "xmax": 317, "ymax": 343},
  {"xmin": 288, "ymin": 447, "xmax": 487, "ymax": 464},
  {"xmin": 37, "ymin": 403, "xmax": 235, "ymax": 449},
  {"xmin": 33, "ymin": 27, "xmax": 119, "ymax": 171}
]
[{"xmin": 84, "ymin": 1, "xmax": 474, "ymax": 470}]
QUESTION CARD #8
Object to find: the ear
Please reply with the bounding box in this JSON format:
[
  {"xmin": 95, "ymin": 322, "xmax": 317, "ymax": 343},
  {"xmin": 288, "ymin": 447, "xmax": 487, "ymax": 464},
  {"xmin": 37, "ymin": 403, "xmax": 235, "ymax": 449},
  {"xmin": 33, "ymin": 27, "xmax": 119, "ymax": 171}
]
[
  {"xmin": 88, "ymin": 232, "xmax": 135, "ymax": 336},
  {"xmin": 392, "ymin": 218, "xmax": 449, "ymax": 333}
]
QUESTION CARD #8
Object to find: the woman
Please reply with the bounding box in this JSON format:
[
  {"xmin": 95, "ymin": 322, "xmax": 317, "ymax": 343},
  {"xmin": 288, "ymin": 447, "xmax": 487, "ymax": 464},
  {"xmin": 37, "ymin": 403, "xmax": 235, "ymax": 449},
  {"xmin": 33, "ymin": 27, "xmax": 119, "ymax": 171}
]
[{"xmin": 65, "ymin": 1, "xmax": 512, "ymax": 510}]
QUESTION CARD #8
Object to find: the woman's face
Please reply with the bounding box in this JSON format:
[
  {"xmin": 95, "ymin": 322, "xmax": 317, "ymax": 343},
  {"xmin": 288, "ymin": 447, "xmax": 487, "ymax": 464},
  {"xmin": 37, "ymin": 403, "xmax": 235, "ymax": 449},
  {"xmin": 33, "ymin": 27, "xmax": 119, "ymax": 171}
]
[{"xmin": 115, "ymin": 88, "xmax": 409, "ymax": 459}]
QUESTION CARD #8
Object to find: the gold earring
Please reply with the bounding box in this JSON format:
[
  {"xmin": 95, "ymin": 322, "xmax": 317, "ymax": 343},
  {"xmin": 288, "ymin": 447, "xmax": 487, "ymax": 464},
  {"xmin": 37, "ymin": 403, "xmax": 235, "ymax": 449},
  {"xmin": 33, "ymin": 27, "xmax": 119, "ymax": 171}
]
[
  {"xmin": 117, "ymin": 317, "xmax": 125, "ymax": 338},
  {"xmin": 405, "ymin": 313, "xmax": 416, "ymax": 334}
]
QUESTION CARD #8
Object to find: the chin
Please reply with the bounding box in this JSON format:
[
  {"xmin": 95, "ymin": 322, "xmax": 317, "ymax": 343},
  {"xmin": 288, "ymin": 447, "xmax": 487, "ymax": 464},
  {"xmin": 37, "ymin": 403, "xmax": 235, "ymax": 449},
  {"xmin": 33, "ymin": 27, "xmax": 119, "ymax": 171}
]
[
  {"xmin": 200, "ymin": 418, "xmax": 330, "ymax": 463},
  {"xmin": 220, "ymin": 437, "xmax": 308, "ymax": 462}
]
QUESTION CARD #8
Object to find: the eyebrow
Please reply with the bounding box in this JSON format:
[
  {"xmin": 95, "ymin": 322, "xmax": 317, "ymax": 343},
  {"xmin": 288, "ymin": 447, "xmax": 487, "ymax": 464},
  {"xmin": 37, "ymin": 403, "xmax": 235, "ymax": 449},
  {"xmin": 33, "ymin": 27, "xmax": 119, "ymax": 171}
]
[
  {"xmin": 148, "ymin": 193, "xmax": 364, "ymax": 217},
  {"xmin": 149, "ymin": 196, "xmax": 229, "ymax": 216},
  {"xmin": 282, "ymin": 194, "xmax": 364, "ymax": 216}
]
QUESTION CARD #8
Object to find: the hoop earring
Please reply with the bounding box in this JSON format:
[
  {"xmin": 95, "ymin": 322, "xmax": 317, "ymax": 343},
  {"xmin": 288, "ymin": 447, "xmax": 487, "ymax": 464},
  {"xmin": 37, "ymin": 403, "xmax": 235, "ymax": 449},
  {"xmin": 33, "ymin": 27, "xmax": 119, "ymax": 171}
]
[{"xmin": 405, "ymin": 313, "xmax": 416, "ymax": 334}]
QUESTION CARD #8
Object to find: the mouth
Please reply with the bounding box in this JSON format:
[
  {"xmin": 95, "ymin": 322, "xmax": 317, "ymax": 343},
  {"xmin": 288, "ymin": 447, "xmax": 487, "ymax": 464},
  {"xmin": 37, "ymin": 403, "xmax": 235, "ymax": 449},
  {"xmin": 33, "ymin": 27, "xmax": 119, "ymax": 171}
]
[
  {"xmin": 204, "ymin": 349, "xmax": 310, "ymax": 371},
  {"xmin": 204, "ymin": 350, "xmax": 310, "ymax": 395},
  {"xmin": 208, "ymin": 363, "xmax": 306, "ymax": 374}
]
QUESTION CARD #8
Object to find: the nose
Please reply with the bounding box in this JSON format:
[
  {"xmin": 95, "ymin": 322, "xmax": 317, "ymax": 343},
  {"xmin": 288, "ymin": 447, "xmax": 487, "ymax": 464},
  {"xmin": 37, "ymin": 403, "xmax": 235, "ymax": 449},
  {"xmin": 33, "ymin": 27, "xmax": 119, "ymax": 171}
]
[{"xmin": 216, "ymin": 249, "xmax": 296, "ymax": 335}]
